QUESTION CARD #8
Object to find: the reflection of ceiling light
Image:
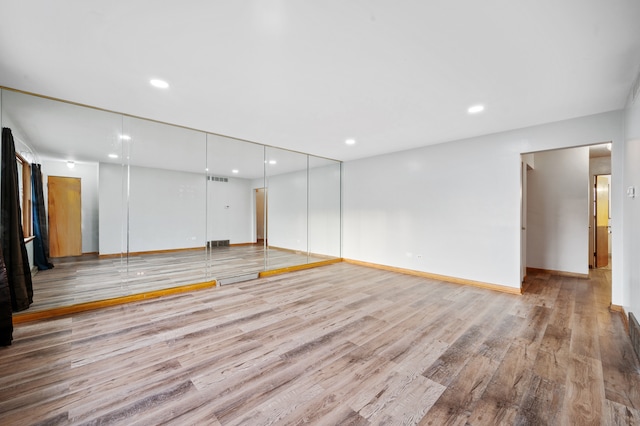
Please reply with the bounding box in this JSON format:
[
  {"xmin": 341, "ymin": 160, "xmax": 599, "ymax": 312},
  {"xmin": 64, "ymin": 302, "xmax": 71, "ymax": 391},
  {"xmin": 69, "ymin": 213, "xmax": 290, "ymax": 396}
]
[
  {"xmin": 150, "ymin": 79, "xmax": 169, "ymax": 89},
  {"xmin": 607, "ymin": 143, "xmax": 612, "ymax": 151},
  {"xmin": 269, "ymin": 160, "xmax": 277, "ymax": 165},
  {"xmin": 67, "ymin": 161, "xmax": 75, "ymax": 169},
  {"xmin": 345, "ymin": 138, "xmax": 356, "ymax": 145},
  {"xmin": 108, "ymin": 153, "xmax": 118, "ymax": 159},
  {"xmin": 232, "ymin": 169, "xmax": 239, "ymax": 174},
  {"xmin": 468, "ymin": 104, "xmax": 485, "ymax": 114},
  {"xmin": 120, "ymin": 134, "xmax": 131, "ymax": 140}
]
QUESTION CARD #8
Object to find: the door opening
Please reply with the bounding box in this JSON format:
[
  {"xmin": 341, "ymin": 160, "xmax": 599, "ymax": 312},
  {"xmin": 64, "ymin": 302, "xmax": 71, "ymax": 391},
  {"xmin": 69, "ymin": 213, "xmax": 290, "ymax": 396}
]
[
  {"xmin": 255, "ymin": 188, "xmax": 266, "ymax": 245},
  {"xmin": 48, "ymin": 176, "xmax": 82, "ymax": 257},
  {"xmin": 593, "ymin": 174, "xmax": 611, "ymax": 268}
]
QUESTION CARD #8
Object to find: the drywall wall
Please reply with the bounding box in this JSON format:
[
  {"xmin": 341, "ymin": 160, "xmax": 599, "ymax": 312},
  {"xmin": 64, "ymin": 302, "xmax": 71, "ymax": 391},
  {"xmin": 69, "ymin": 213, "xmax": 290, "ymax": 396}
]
[
  {"xmin": 127, "ymin": 165, "xmax": 206, "ymax": 253},
  {"xmin": 99, "ymin": 163, "xmax": 256, "ymax": 254},
  {"xmin": 207, "ymin": 178, "xmax": 254, "ymax": 244},
  {"xmin": 623, "ymin": 93, "xmax": 640, "ymax": 317},
  {"xmin": 41, "ymin": 159, "xmax": 99, "ymax": 254},
  {"xmin": 526, "ymin": 147, "xmax": 590, "ymax": 275},
  {"xmin": 267, "ymin": 169, "xmax": 308, "ymax": 252},
  {"xmin": 263, "ymin": 163, "xmax": 341, "ymax": 257},
  {"xmin": 343, "ymin": 110, "xmax": 623, "ymax": 290},
  {"xmin": 308, "ymin": 162, "xmax": 341, "ymax": 257},
  {"xmin": 98, "ymin": 163, "xmax": 127, "ymax": 255}
]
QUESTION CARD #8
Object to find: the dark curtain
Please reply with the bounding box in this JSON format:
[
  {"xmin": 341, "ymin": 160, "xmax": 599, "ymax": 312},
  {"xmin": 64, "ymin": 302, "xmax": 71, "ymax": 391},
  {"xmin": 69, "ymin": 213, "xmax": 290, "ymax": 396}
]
[
  {"xmin": 0, "ymin": 248, "xmax": 12, "ymax": 346},
  {"xmin": 1, "ymin": 128, "xmax": 33, "ymax": 312},
  {"xmin": 31, "ymin": 164, "xmax": 53, "ymax": 270}
]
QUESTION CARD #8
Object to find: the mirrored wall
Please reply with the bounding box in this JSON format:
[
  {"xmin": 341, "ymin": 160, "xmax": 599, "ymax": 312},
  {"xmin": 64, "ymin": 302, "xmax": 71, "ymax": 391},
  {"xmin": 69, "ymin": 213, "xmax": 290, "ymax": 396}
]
[{"xmin": 0, "ymin": 88, "xmax": 342, "ymax": 313}]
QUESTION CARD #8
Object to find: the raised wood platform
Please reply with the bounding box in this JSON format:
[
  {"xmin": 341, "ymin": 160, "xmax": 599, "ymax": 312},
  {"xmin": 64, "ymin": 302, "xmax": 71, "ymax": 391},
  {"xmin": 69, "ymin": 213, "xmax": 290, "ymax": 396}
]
[{"xmin": 1, "ymin": 263, "xmax": 637, "ymax": 424}]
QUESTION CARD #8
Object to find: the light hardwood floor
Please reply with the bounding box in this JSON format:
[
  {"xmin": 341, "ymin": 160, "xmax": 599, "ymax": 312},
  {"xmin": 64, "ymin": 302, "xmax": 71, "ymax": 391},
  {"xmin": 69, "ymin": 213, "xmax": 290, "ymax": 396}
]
[
  {"xmin": 21, "ymin": 246, "xmax": 327, "ymax": 313},
  {"xmin": 1, "ymin": 263, "xmax": 639, "ymax": 425}
]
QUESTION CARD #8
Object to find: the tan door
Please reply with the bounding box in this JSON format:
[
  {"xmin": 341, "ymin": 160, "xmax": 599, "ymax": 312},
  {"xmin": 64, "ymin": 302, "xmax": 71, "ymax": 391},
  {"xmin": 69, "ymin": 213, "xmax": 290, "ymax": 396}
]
[
  {"xmin": 595, "ymin": 175, "xmax": 609, "ymax": 268},
  {"xmin": 48, "ymin": 176, "xmax": 82, "ymax": 257}
]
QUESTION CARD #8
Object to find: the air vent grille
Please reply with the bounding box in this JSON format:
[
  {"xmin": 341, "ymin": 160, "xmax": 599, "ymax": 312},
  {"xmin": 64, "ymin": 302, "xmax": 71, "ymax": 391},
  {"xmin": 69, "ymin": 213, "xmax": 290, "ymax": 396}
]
[
  {"xmin": 207, "ymin": 240, "xmax": 230, "ymax": 248},
  {"xmin": 208, "ymin": 176, "xmax": 228, "ymax": 182}
]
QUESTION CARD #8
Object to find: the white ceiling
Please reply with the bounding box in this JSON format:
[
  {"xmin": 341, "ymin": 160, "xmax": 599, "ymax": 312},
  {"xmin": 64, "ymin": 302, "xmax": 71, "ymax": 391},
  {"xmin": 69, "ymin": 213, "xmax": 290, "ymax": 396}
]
[
  {"xmin": 1, "ymin": 1, "xmax": 639, "ymax": 162},
  {"xmin": 1, "ymin": 89, "xmax": 319, "ymax": 179}
]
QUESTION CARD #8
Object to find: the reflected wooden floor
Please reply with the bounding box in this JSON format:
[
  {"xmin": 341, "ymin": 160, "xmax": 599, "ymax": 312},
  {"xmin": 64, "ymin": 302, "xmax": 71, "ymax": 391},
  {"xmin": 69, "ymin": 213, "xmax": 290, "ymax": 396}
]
[
  {"xmin": 2, "ymin": 263, "xmax": 639, "ymax": 424},
  {"xmin": 21, "ymin": 246, "xmax": 326, "ymax": 313}
]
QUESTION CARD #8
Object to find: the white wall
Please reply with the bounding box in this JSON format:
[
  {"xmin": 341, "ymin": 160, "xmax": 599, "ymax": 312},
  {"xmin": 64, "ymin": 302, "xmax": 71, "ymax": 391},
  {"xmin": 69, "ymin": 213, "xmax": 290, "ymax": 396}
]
[
  {"xmin": 249, "ymin": 163, "xmax": 341, "ymax": 257},
  {"xmin": 128, "ymin": 165, "xmax": 206, "ymax": 253},
  {"xmin": 98, "ymin": 163, "xmax": 125, "ymax": 255},
  {"xmin": 41, "ymin": 159, "xmax": 99, "ymax": 254},
  {"xmin": 267, "ymin": 169, "xmax": 308, "ymax": 252},
  {"xmin": 343, "ymin": 110, "xmax": 623, "ymax": 290},
  {"xmin": 25, "ymin": 239, "xmax": 34, "ymax": 271},
  {"xmin": 99, "ymin": 163, "xmax": 255, "ymax": 254},
  {"xmin": 100, "ymin": 164, "xmax": 207, "ymax": 254},
  {"xmin": 526, "ymin": 147, "xmax": 590, "ymax": 275},
  {"xmin": 207, "ymin": 178, "xmax": 254, "ymax": 244},
  {"xmin": 623, "ymin": 92, "xmax": 640, "ymax": 317},
  {"xmin": 308, "ymin": 163, "xmax": 341, "ymax": 257}
]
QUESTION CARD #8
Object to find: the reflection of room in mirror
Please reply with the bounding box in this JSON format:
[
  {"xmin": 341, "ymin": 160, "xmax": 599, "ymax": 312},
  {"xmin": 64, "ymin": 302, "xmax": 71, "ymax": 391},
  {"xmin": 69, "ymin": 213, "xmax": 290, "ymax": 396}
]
[
  {"xmin": 26, "ymin": 245, "xmax": 331, "ymax": 313},
  {"xmin": 1, "ymin": 88, "xmax": 341, "ymax": 316}
]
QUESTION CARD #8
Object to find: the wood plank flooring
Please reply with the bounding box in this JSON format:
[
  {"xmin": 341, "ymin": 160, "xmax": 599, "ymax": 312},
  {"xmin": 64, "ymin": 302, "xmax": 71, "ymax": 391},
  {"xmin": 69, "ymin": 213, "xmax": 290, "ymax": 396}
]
[
  {"xmin": 21, "ymin": 246, "xmax": 327, "ymax": 313},
  {"xmin": 2, "ymin": 263, "xmax": 639, "ymax": 425}
]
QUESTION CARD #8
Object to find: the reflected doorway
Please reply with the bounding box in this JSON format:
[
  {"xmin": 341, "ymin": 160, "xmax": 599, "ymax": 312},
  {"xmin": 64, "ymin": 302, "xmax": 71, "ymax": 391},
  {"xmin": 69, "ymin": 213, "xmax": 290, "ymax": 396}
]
[
  {"xmin": 255, "ymin": 188, "xmax": 266, "ymax": 245},
  {"xmin": 48, "ymin": 176, "xmax": 82, "ymax": 257}
]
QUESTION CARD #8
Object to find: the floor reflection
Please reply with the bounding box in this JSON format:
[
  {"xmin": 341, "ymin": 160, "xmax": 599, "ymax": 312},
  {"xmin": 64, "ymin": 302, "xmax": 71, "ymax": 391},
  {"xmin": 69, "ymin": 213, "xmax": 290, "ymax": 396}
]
[{"xmin": 20, "ymin": 246, "xmax": 329, "ymax": 313}]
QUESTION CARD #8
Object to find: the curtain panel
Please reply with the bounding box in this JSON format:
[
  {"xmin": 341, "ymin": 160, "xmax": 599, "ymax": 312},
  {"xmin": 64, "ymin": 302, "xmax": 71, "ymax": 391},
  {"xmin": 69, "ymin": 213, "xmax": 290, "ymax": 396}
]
[
  {"xmin": 31, "ymin": 164, "xmax": 53, "ymax": 270},
  {"xmin": 1, "ymin": 127, "xmax": 33, "ymax": 312}
]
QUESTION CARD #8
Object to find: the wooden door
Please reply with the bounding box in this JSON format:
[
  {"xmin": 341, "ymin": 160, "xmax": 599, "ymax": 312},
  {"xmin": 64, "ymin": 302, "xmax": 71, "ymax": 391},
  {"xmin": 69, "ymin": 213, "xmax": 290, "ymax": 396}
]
[
  {"xmin": 595, "ymin": 175, "xmax": 609, "ymax": 268},
  {"xmin": 48, "ymin": 176, "xmax": 82, "ymax": 257}
]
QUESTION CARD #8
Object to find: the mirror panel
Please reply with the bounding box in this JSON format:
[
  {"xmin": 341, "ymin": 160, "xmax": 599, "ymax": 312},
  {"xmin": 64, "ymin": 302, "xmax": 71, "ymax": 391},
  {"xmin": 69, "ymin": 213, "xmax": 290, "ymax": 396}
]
[
  {"xmin": 1, "ymin": 88, "xmax": 342, "ymax": 315},
  {"xmin": 1, "ymin": 89, "xmax": 129, "ymax": 309},
  {"xmin": 308, "ymin": 156, "xmax": 341, "ymax": 260},
  {"xmin": 122, "ymin": 116, "xmax": 208, "ymax": 289},
  {"xmin": 265, "ymin": 146, "xmax": 309, "ymax": 270},
  {"xmin": 205, "ymin": 134, "xmax": 265, "ymax": 280}
]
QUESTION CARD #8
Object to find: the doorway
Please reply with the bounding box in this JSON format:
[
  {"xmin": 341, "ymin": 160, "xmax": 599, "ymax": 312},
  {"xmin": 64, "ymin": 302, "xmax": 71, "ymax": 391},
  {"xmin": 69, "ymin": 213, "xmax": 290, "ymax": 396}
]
[
  {"xmin": 48, "ymin": 176, "xmax": 82, "ymax": 257},
  {"xmin": 522, "ymin": 143, "xmax": 611, "ymax": 279},
  {"xmin": 593, "ymin": 174, "xmax": 611, "ymax": 268},
  {"xmin": 520, "ymin": 159, "xmax": 532, "ymax": 283},
  {"xmin": 255, "ymin": 188, "xmax": 266, "ymax": 245}
]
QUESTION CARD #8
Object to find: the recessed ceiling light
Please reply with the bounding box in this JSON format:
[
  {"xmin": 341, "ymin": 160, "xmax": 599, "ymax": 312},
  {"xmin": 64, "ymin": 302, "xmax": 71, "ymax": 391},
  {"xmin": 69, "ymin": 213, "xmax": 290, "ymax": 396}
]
[
  {"xmin": 345, "ymin": 138, "xmax": 356, "ymax": 145},
  {"xmin": 67, "ymin": 161, "xmax": 75, "ymax": 169},
  {"xmin": 269, "ymin": 160, "xmax": 277, "ymax": 165},
  {"xmin": 108, "ymin": 153, "xmax": 118, "ymax": 159},
  {"xmin": 120, "ymin": 134, "xmax": 131, "ymax": 140},
  {"xmin": 232, "ymin": 169, "xmax": 239, "ymax": 174},
  {"xmin": 468, "ymin": 105, "xmax": 485, "ymax": 114},
  {"xmin": 150, "ymin": 79, "xmax": 170, "ymax": 89}
]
